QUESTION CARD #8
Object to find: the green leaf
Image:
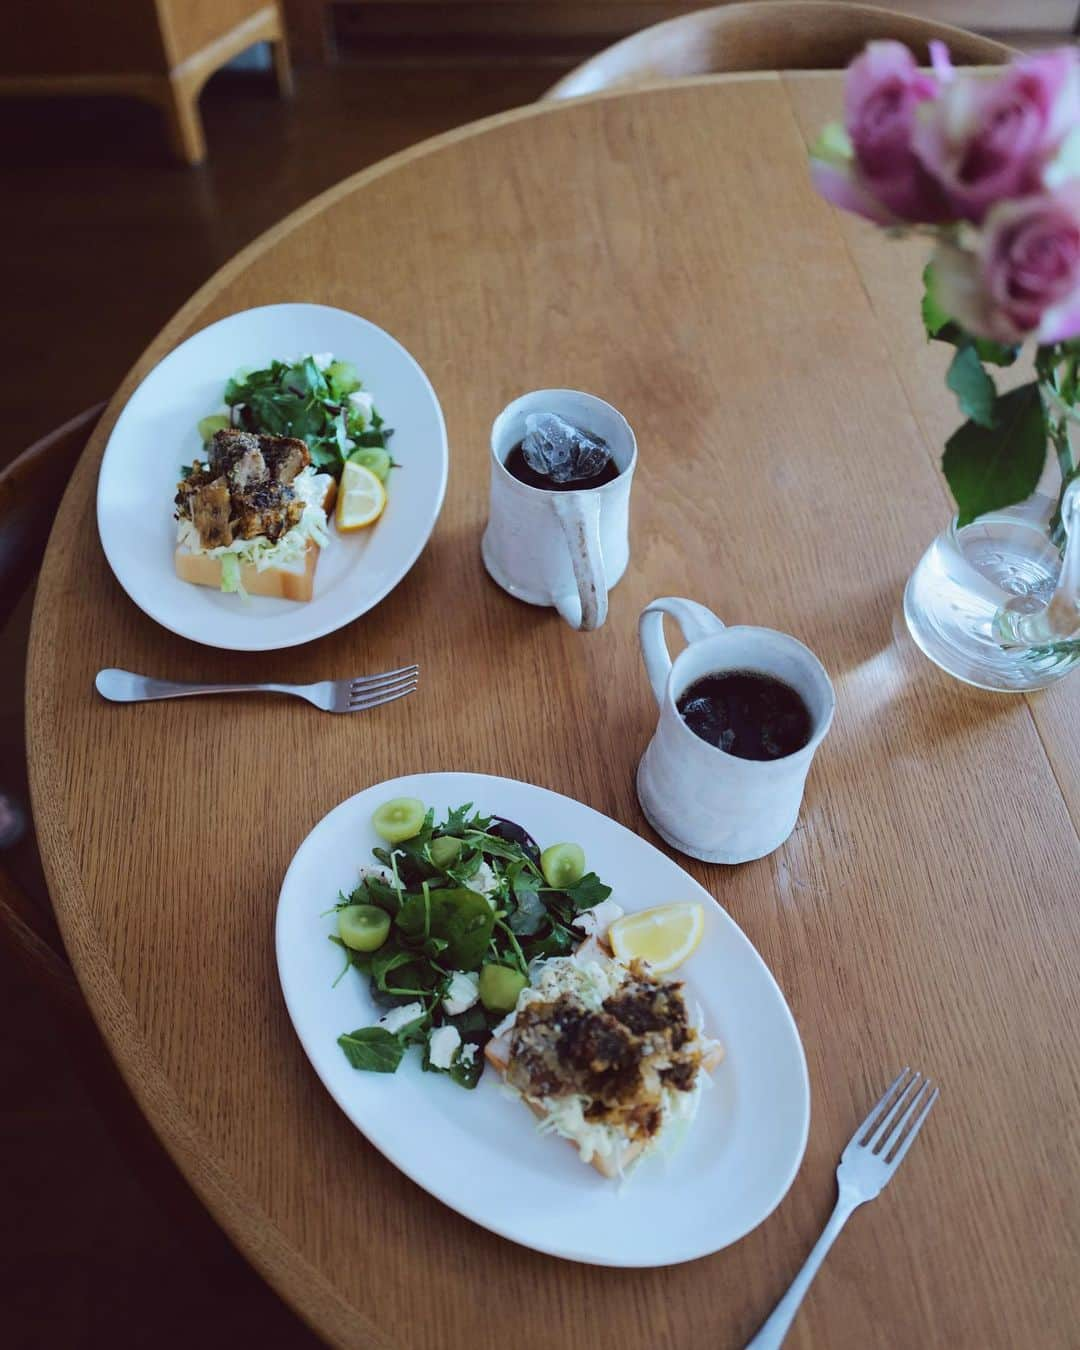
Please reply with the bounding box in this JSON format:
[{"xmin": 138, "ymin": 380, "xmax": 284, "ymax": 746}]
[
  {"xmin": 943, "ymin": 382, "xmax": 1048, "ymax": 527},
  {"xmin": 507, "ymin": 870, "xmax": 546, "ymax": 936},
  {"xmin": 946, "ymin": 345, "xmax": 997, "ymax": 428},
  {"xmin": 922, "ymin": 262, "xmax": 951, "ymax": 338},
  {"xmin": 560, "ymin": 872, "xmax": 612, "ymax": 910},
  {"xmin": 521, "ymin": 923, "xmax": 576, "ymax": 961},
  {"xmin": 440, "ymin": 802, "xmax": 491, "ymax": 836},
  {"xmin": 395, "ymin": 887, "xmax": 495, "ymax": 970},
  {"xmin": 448, "ymin": 1047, "xmax": 483, "ymax": 1089},
  {"xmin": 922, "ymin": 264, "xmax": 1018, "ymax": 366},
  {"xmin": 337, "ymin": 1027, "xmax": 405, "ymax": 1073},
  {"xmin": 970, "ymin": 336, "xmax": 1020, "ymax": 368}
]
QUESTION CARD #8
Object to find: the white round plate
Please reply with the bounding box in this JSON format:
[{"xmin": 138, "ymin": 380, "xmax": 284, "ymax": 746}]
[
  {"xmin": 97, "ymin": 304, "xmax": 448, "ymax": 651},
  {"xmin": 276, "ymin": 772, "xmax": 810, "ymax": 1267}
]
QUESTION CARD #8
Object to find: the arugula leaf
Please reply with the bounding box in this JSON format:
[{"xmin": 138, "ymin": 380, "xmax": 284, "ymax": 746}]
[
  {"xmin": 560, "ymin": 872, "xmax": 612, "ymax": 910},
  {"xmin": 371, "ymin": 945, "xmax": 417, "ymax": 990},
  {"xmin": 338, "ymin": 1027, "xmax": 405, "ymax": 1073},
  {"xmin": 946, "ymin": 345, "xmax": 997, "ymax": 429},
  {"xmin": 463, "ymin": 830, "xmax": 535, "ymax": 863},
  {"xmin": 943, "ymin": 382, "xmax": 1047, "ymax": 527},
  {"xmin": 449, "ymin": 1048, "xmax": 483, "ymax": 1089},
  {"xmin": 445, "ymin": 1005, "xmax": 489, "ymax": 1037},
  {"xmin": 363, "ymin": 877, "xmax": 402, "ymax": 916},
  {"xmin": 439, "ymin": 803, "xmax": 476, "ymax": 835},
  {"xmin": 522, "ymin": 923, "xmax": 577, "ymax": 960},
  {"xmin": 507, "ymin": 867, "xmax": 546, "ymax": 935}
]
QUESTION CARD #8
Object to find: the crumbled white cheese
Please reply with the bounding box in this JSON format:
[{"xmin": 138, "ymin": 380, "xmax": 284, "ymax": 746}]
[
  {"xmin": 348, "ymin": 390, "xmax": 375, "ymax": 423},
  {"xmin": 428, "ymin": 1025, "xmax": 461, "ymax": 1070},
  {"xmin": 571, "ymin": 898, "xmax": 624, "ymax": 940},
  {"xmin": 442, "ymin": 971, "xmax": 479, "ymax": 1016},
  {"xmin": 459, "ymin": 1042, "xmax": 477, "ymax": 1067},
  {"xmin": 377, "ymin": 1002, "xmax": 423, "ymax": 1034},
  {"xmin": 469, "ymin": 861, "xmax": 498, "ymax": 898},
  {"xmin": 359, "ymin": 863, "xmax": 394, "ymax": 886}
]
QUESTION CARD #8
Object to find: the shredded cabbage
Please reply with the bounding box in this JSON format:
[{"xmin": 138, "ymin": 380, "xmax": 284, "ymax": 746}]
[{"xmin": 219, "ymin": 553, "xmax": 242, "ymax": 595}]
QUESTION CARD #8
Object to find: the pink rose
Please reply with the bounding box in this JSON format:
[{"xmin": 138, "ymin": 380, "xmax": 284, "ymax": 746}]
[
  {"xmin": 932, "ymin": 184, "xmax": 1080, "ymax": 343},
  {"xmin": 811, "ymin": 41, "xmax": 947, "ymax": 224},
  {"xmin": 913, "ymin": 50, "xmax": 1080, "ymax": 222}
]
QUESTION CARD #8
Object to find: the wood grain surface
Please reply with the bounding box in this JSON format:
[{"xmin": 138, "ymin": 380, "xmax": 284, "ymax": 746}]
[{"xmin": 27, "ymin": 73, "xmax": 1080, "ymax": 1349}]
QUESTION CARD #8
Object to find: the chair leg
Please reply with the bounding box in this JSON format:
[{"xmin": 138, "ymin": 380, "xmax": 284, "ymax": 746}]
[
  {"xmin": 162, "ymin": 76, "xmax": 206, "ymax": 166},
  {"xmin": 271, "ymin": 32, "xmax": 295, "ymax": 99}
]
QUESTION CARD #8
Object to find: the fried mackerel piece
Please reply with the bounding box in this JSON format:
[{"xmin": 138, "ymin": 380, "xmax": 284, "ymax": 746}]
[
  {"xmin": 490, "ymin": 959, "xmax": 719, "ymax": 1178},
  {"xmin": 175, "ymin": 429, "xmax": 313, "ymax": 549},
  {"xmin": 209, "ymin": 429, "xmax": 311, "ymax": 485}
]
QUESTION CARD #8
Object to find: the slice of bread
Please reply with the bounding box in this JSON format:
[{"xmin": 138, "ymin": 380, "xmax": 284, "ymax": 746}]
[
  {"xmin": 175, "ymin": 537, "xmax": 320, "ymax": 601},
  {"xmin": 174, "ymin": 474, "xmax": 336, "ymax": 603}
]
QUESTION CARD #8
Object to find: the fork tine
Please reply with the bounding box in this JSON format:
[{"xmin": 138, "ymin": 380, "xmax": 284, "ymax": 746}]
[
  {"xmin": 346, "ymin": 682, "xmax": 418, "ymax": 714},
  {"xmin": 347, "ymin": 669, "xmax": 420, "ymax": 700},
  {"xmin": 865, "ymin": 1071, "xmax": 923, "ymax": 1151},
  {"xmin": 350, "ymin": 664, "xmax": 419, "ymax": 693},
  {"xmin": 854, "ymin": 1067, "xmax": 911, "ymax": 1142},
  {"xmin": 883, "ymin": 1081, "xmax": 938, "ymax": 1165},
  {"xmin": 347, "ymin": 675, "xmax": 417, "ymax": 707}
]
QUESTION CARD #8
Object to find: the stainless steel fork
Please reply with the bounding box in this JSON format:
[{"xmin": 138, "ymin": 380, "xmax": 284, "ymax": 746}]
[
  {"xmin": 95, "ymin": 664, "xmax": 419, "ymax": 714},
  {"xmin": 747, "ymin": 1068, "xmax": 939, "ymax": 1349}
]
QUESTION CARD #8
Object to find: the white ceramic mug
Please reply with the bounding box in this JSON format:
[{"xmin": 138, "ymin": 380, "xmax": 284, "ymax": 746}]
[
  {"xmin": 482, "ymin": 390, "xmax": 637, "ymax": 631},
  {"xmin": 636, "ymin": 597, "xmax": 835, "ymax": 864}
]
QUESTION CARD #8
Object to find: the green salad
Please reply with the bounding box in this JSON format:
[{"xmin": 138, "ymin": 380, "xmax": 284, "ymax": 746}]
[
  {"xmin": 330, "ymin": 798, "xmax": 612, "ymax": 1089},
  {"xmin": 196, "ymin": 353, "xmax": 394, "ymax": 482}
]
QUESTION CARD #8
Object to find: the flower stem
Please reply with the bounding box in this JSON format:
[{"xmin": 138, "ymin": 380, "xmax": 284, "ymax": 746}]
[{"xmin": 1037, "ymin": 346, "xmax": 1079, "ymax": 549}]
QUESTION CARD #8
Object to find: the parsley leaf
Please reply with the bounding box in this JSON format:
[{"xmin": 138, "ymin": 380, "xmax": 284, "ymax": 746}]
[
  {"xmin": 560, "ymin": 872, "xmax": 612, "ymax": 910},
  {"xmin": 338, "ymin": 1027, "xmax": 405, "ymax": 1073}
]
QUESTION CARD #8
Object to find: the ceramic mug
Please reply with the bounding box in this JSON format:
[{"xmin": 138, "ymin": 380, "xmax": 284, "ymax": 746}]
[
  {"xmin": 482, "ymin": 390, "xmax": 637, "ymax": 631},
  {"xmin": 636, "ymin": 597, "xmax": 835, "ymax": 864}
]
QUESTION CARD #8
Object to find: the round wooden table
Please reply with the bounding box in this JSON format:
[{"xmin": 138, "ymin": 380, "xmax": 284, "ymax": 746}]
[{"xmin": 28, "ymin": 73, "xmax": 1080, "ymax": 1349}]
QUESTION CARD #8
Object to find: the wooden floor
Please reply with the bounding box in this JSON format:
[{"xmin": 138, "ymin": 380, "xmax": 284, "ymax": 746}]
[{"xmin": 0, "ymin": 59, "xmax": 562, "ymax": 1349}]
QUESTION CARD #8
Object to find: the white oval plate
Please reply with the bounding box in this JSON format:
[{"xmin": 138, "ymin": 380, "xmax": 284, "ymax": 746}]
[
  {"xmin": 276, "ymin": 772, "xmax": 810, "ymax": 1267},
  {"xmin": 97, "ymin": 304, "xmax": 448, "ymax": 651}
]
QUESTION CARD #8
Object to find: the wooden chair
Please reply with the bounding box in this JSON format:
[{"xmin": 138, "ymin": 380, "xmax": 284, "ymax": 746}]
[
  {"xmin": 543, "ymin": 2, "xmax": 1014, "ymax": 101},
  {"xmin": 0, "ymin": 404, "xmax": 104, "ymax": 999},
  {"xmin": 0, "ymin": 0, "xmax": 294, "ymax": 166}
]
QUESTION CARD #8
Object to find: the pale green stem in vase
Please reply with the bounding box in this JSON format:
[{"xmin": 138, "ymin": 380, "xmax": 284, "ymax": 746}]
[{"xmin": 1038, "ymin": 371, "xmax": 1079, "ymax": 549}]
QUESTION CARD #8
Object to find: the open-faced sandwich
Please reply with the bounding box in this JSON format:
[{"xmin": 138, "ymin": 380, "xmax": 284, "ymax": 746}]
[
  {"xmin": 485, "ymin": 942, "xmax": 723, "ymax": 1178},
  {"xmin": 174, "ymin": 428, "xmax": 335, "ymax": 600},
  {"xmin": 177, "ymin": 354, "xmax": 395, "ymax": 600},
  {"xmin": 327, "ymin": 796, "xmax": 723, "ymax": 1181}
]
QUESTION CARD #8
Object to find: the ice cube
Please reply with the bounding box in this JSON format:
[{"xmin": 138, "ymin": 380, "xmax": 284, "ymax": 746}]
[{"xmin": 521, "ymin": 413, "xmax": 611, "ymax": 484}]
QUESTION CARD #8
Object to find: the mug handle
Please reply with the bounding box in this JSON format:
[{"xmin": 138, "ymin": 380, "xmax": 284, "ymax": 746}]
[
  {"xmin": 551, "ymin": 493, "xmax": 607, "ymax": 632},
  {"xmin": 639, "ymin": 597, "xmax": 726, "ymax": 706}
]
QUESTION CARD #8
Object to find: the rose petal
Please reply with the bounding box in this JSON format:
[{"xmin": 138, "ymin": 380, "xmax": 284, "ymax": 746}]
[
  {"xmin": 929, "ymin": 41, "xmax": 954, "ymax": 85},
  {"xmin": 809, "ymin": 158, "xmax": 898, "ymax": 225},
  {"xmin": 1037, "ymin": 292, "xmax": 1080, "ymax": 342}
]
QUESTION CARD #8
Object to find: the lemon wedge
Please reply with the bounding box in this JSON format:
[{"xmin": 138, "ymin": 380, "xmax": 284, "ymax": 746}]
[
  {"xmin": 608, "ymin": 902, "xmax": 705, "ymax": 974},
  {"xmin": 336, "ymin": 460, "xmax": 386, "ymax": 531}
]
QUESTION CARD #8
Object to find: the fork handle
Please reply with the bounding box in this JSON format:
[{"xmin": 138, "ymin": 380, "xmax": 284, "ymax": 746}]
[
  {"xmin": 95, "ymin": 669, "xmax": 295, "ymax": 703},
  {"xmin": 745, "ymin": 1191, "xmax": 860, "ymax": 1349}
]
